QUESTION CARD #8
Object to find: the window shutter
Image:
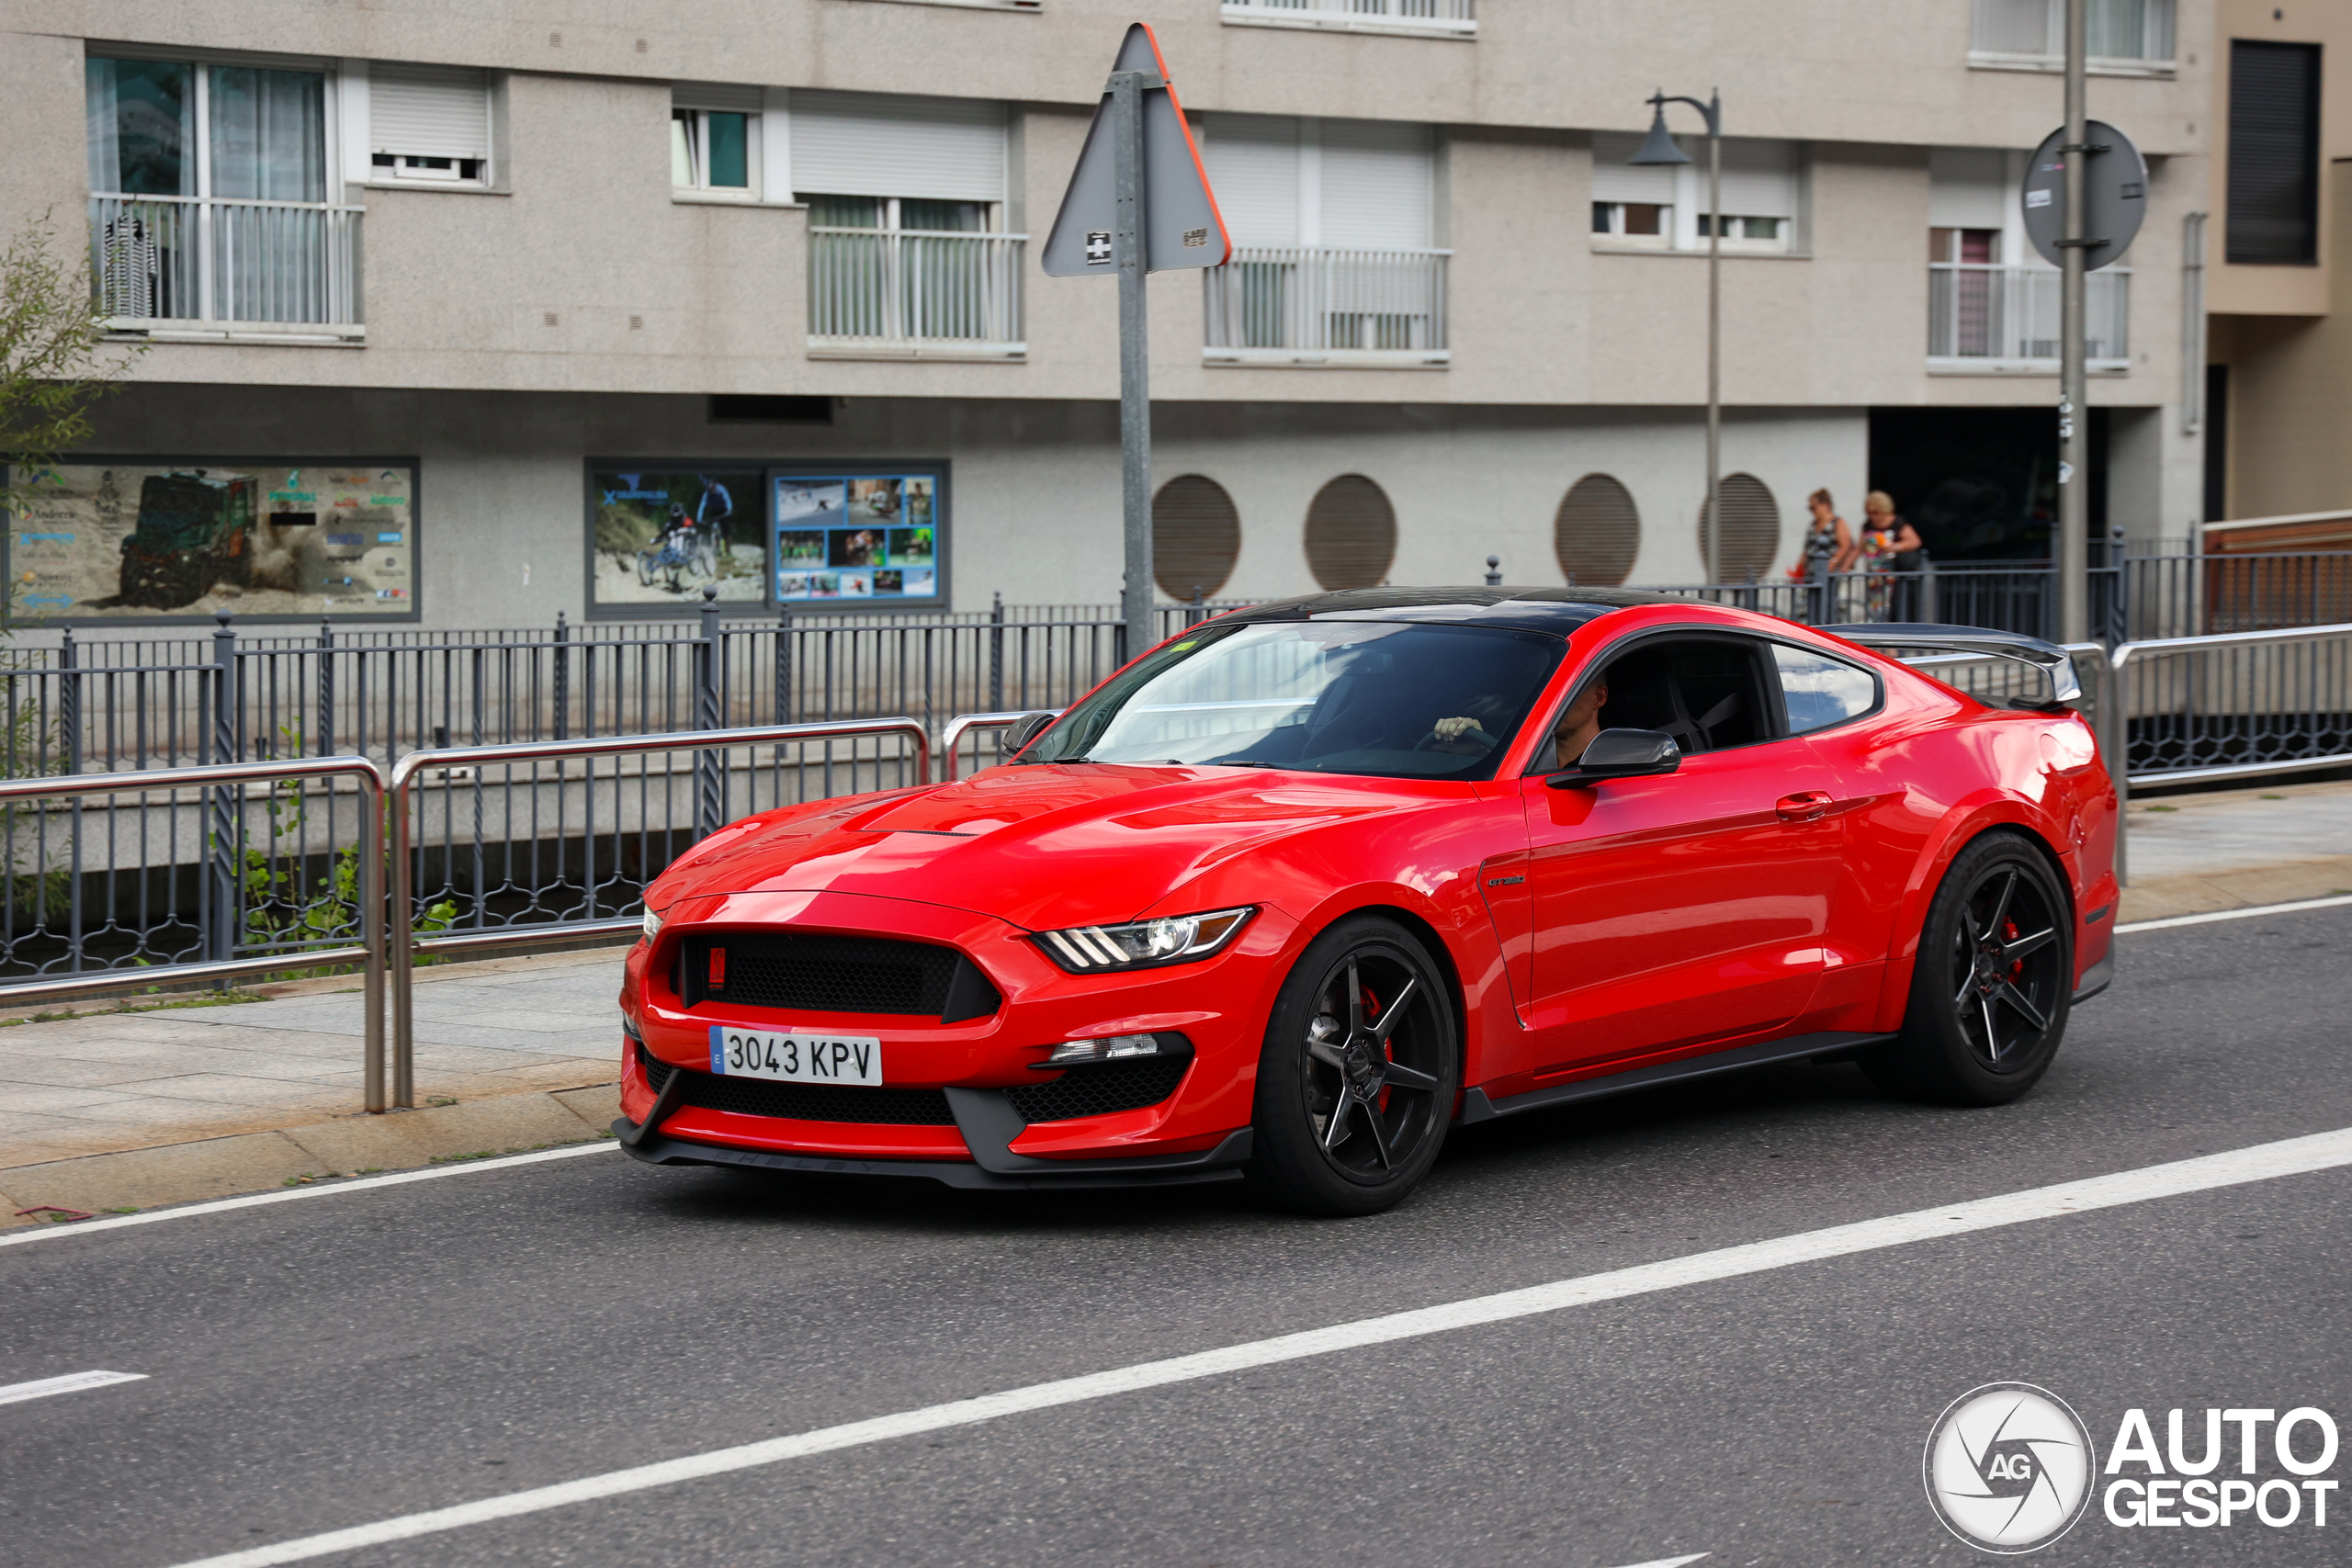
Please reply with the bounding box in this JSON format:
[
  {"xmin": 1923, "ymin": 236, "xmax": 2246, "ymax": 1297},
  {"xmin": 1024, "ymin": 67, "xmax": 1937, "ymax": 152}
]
[
  {"xmin": 1928, "ymin": 148, "xmax": 2009, "ymax": 230},
  {"xmin": 1203, "ymin": 115, "xmax": 1301, "ymax": 247},
  {"xmin": 1303, "ymin": 475, "xmax": 1396, "ymax": 591},
  {"xmin": 370, "ymin": 63, "xmax": 491, "ymax": 161},
  {"xmin": 2225, "ymin": 40, "xmax": 2320, "ymax": 265},
  {"xmin": 1697, "ymin": 474, "xmax": 1781, "ymax": 582},
  {"xmin": 1715, "ymin": 140, "xmax": 1797, "ymax": 220},
  {"xmin": 1591, "ymin": 131, "xmax": 1678, "ymax": 206},
  {"xmin": 1555, "ymin": 475, "xmax": 1640, "ymax": 587},
  {"xmin": 790, "ymin": 90, "xmax": 1005, "ymax": 202},
  {"xmin": 1319, "ymin": 119, "xmax": 1432, "ymax": 249},
  {"xmin": 1153, "ymin": 476, "xmax": 1242, "ymax": 601},
  {"xmin": 673, "ymin": 82, "xmax": 764, "ymax": 114}
]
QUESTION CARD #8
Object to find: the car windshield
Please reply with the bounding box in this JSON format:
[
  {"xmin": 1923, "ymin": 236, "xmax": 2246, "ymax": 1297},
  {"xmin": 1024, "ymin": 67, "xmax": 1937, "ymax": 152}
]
[{"xmin": 1017, "ymin": 619, "xmax": 1565, "ymax": 780}]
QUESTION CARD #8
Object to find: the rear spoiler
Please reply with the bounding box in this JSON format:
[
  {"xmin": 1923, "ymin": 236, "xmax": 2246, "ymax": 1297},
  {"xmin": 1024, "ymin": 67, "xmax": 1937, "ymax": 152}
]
[{"xmin": 1830, "ymin": 624, "xmax": 2084, "ymax": 709}]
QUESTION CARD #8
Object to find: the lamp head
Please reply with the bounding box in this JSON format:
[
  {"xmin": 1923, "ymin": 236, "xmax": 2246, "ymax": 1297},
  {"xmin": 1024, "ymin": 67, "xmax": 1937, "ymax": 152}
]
[{"xmin": 1628, "ymin": 98, "xmax": 1691, "ymax": 166}]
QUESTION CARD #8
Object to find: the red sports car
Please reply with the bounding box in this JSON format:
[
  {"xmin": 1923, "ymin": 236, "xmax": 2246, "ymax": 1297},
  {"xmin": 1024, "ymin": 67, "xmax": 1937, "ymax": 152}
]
[{"xmin": 616, "ymin": 589, "xmax": 2117, "ymax": 1214}]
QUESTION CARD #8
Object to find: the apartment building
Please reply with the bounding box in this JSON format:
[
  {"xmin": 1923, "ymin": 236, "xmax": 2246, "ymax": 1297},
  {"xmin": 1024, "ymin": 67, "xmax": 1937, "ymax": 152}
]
[{"xmin": 0, "ymin": 0, "xmax": 2224, "ymax": 628}]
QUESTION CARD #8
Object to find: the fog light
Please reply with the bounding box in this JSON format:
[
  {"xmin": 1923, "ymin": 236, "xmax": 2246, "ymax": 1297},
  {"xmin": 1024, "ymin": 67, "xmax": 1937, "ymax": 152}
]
[{"xmin": 1039, "ymin": 1032, "xmax": 1162, "ymax": 1068}]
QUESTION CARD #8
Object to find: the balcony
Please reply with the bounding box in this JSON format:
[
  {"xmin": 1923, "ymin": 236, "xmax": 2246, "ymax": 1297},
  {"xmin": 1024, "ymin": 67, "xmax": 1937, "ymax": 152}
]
[
  {"xmin": 1928, "ymin": 263, "xmax": 2130, "ymax": 373},
  {"xmin": 1220, "ymin": 0, "xmax": 1476, "ymax": 40},
  {"xmin": 89, "ymin": 195, "xmax": 365, "ymax": 344},
  {"xmin": 1968, "ymin": 0, "xmax": 2175, "ymax": 75},
  {"xmin": 1204, "ymin": 246, "xmax": 1451, "ymax": 368},
  {"xmin": 806, "ymin": 227, "xmax": 1026, "ymax": 360}
]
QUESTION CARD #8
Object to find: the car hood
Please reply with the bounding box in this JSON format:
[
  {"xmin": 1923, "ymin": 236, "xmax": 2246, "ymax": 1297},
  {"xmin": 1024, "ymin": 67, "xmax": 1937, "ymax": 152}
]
[{"xmin": 649, "ymin": 763, "xmax": 1441, "ymax": 931}]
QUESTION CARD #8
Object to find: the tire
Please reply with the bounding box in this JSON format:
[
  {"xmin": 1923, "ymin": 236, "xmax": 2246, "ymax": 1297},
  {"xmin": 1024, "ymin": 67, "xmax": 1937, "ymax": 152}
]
[
  {"xmin": 637, "ymin": 550, "xmax": 659, "ymax": 587},
  {"xmin": 1244, "ymin": 914, "xmax": 1460, "ymax": 1216},
  {"xmin": 1863, "ymin": 830, "xmax": 2074, "ymax": 1106}
]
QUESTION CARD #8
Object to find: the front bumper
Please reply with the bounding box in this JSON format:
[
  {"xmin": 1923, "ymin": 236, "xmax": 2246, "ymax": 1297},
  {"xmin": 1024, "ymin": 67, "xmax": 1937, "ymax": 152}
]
[{"xmin": 617, "ymin": 888, "xmax": 1288, "ymax": 1181}]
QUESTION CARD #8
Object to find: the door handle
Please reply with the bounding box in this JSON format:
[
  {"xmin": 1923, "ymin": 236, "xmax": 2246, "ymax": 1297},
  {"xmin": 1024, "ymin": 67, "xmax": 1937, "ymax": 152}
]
[{"xmin": 1775, "ymin": 791, "xmax": 1833, "ymax": 822}]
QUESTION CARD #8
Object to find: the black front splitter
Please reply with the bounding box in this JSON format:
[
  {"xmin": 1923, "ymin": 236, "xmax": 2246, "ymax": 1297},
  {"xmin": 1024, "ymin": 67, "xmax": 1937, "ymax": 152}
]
[{"xmin": 616, "ymin": 1124, "xmax": 1254, "ymax": 1191}]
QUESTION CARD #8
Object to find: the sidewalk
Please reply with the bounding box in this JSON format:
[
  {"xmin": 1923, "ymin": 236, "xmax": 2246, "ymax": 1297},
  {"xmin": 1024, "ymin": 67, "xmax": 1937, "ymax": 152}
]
[{"xmin": 4, "ymin": 778, "xmax": 2349, "ymax": 1224}]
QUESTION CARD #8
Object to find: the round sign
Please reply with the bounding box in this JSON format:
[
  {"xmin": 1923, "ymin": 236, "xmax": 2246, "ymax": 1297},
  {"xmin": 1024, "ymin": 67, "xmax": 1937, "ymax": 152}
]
[
  {"xmin": 2020, "ymin": 119, "xmax": 2146, "ymax": 271},
  {"xmin": 1922, "ymin": 1382, "xmax": 2098, "ymax": 1553}
]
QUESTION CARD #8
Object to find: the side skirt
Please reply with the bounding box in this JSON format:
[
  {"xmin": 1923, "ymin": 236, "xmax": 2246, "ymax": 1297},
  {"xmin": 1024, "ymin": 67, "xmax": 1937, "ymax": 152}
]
[
  {"xmin": 2071, "ymin": 953, "xmax": 2114, "ymax": 1005},
  {"xmin": 1457, "ymin": 1031, "xmax": 1897, "ymax": 1126}
]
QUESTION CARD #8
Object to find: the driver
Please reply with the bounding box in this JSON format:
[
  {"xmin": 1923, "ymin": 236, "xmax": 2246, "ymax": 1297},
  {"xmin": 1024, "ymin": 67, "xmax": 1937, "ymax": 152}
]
[
  {"xmin": 1429, "ymin": 675, "xmax": 1609, "ymax": 764},
  {"xmin": 656, "ymin": 502, "xmax": 695, "ymax": 546}
]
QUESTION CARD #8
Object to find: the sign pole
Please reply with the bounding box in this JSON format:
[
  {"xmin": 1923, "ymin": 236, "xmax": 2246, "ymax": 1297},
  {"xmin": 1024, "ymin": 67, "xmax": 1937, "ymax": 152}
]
[
  {"xmin": 1111, "ymin": 69, "xmax": 1152, "ymax": 663},
  {"xmin": 2057, "ymin": 0, "xmax": 2089, "ymax": 644}
]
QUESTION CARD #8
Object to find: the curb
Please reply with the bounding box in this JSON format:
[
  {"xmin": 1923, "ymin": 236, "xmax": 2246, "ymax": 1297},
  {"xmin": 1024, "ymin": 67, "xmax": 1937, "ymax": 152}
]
[
  {"xmin": 0, "ymin": 1083, "xmax": 621, "ymax": 1228},
  {"xmin": 2118, "ymin": 855, "xmax": 2352, "ymax": 926}
]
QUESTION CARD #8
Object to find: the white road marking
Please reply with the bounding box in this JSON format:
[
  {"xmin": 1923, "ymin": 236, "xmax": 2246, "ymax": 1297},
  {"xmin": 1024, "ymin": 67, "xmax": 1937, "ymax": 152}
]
[
  {"xmin": 160, "ymin": 1125, "xmax": 2352, "ymax": 1568},
  {"xmin": 0, "ymin": 1369, "xmax": 147, "ymax": 1406},
  {"xmin": 1606, "ymin": 1557, "xmax": 1708, "ymax": 1568},
  {"xmin": 0, "ymin": 1142, "xmax": 619, "ymax": 1249},
  {"xmin": 2118, "ymin": 891, "xmax": 2352, "ymax": 934}
]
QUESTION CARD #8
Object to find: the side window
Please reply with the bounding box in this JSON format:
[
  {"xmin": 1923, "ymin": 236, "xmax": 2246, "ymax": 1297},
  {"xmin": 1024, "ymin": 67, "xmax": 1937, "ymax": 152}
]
[
  {"xmin": 1530, "ymin": 634, "xmax": 1774, "ymax": 773},
  {"xmin": 1773, "ymin": 644, "xmax": 1878, "ymax": 734}
]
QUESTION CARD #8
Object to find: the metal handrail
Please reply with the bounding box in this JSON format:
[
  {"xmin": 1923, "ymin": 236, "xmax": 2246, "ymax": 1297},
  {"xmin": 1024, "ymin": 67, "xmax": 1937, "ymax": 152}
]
[
  {"xmin": 938, "ymin": 709, "xmax": 1061, "ymax": 781},
  {"xmin": 0, "ymin": 755, "xmax": 389, "ymax": 1110},
  {"xmin": 384, "ymin": 718, "xmax": 931, "ymax": 1105}
]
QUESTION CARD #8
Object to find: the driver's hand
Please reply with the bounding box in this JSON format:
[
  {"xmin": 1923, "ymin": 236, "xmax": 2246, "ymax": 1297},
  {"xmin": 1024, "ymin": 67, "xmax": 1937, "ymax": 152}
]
[{"xmin": 1433, "ymin": 716, "xmax": 1479, "ymax": 741}]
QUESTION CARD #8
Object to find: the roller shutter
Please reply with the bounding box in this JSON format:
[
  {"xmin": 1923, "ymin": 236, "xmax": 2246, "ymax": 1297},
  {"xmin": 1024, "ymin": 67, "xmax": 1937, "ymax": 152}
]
[
  {"xmin": 790, "ymin": 90, "xmax": 1006, "ymax": 202},
  {"xmin": 2226, "ymin": 41, "xmax": 2320, "ymax": 265},
  {"xmin": 1303, "ymin": 475, "xmax": 1396, "ymax": 591},
  {"xmin": 371, "ymin": 63, "xmax": 491, "ymax": 162},
  {"xmin": 1555, "ymin": 475, "xmax": 1640, "ymax": 586},
  {"xmin": 1203, "ymin": 115, "xmax": 1301, "ymax": 247},
  {"xmin": 1591, "ymin": 131, "xmax": 1678, "ymax": 206},
  {"xmin": 1153, "ymin": 476, "xmax": 1242, "ymax": 601},
  {"xmin": 1715, "ymin": 140, "xmax": 1797, "ymax": 220},
  {"xmin": 1320, "ymin": 119, "xmax": 1432, "ymax": 249}
]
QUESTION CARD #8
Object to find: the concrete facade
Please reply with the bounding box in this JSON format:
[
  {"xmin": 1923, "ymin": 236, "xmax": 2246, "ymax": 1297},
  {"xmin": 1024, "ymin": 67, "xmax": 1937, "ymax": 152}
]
[{"xmin": 0, "ymin": 0, "xmax": 2229, "ymax": 624}]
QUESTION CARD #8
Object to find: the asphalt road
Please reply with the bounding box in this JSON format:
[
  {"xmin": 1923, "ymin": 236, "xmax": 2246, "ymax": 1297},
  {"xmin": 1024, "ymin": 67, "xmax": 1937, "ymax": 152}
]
[{"xmin": 5, "ymin": 904, "xmax": 2349, "ymax": 1568}]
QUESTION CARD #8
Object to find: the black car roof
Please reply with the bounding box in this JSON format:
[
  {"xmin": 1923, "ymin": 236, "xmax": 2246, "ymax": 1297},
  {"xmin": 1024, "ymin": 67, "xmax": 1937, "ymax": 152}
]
[{"xmin": 1220, "ymin": 586, "xmax": 1690, "ymax": 636}]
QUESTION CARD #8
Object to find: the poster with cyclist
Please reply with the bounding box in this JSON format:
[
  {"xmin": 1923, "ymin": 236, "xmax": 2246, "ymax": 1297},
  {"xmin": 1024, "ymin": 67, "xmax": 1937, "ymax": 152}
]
[{"xmin": 589, "ymin": 466, "xmax": 766, "ymax": 608}]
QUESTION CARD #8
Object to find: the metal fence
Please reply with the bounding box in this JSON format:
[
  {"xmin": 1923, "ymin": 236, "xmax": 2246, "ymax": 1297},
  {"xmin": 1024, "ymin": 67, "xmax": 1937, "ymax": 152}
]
[
  {"xmin": 91, "ymin": 193, "xmax": 365, "ymax": 333},
  {"xmin": 806, "ymin": 227, "xmax": 1025, "ymax": 351},
  {"xmin": 1204, "ymin": 246, "xmax": 1452, "ymax": 360}
]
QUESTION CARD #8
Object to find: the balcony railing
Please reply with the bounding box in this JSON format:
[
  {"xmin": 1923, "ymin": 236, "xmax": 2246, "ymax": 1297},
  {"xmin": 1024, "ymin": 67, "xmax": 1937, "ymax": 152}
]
[
  {"xmin": 807, "ymin": 227, "xmax": 1025, "ymax": 360},
  {"xmin": 1221, "ymin": 0, "xmax": 1476, "ymax": 38},
  {"xmin": 1204, "ymin": 246, "xmax": 1451, "ymax": 367},
  {"xmin": 1928, "ymin": 263, "xmax": 2130, "ymax": 369},
  {"xmin": 1969, "ymin": 0, "xmax": 2175, "ymax": 72},
  {"xmin": 89, "ymin": 194, "xmax": 364, "ymax": 340}
]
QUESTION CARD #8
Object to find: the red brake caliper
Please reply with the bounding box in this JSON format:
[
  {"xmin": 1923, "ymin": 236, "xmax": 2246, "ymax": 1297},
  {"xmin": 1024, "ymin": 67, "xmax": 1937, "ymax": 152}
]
[
  {"xmin": 1363, "ymin": 984, "xmax": 1389, "ymax": 1111},
  {"xmin": 2005, "ymin": 919, "xmax": 2023, "ymax": 980}
]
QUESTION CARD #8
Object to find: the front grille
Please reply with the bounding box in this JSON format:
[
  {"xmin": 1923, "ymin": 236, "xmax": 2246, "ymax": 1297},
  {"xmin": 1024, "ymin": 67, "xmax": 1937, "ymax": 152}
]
[
  {"xmin": 643, "ymin": 1053, "xmax": 956, "ymax": 1125},
  {"xmin": 682, "ymin": 932, "xmax": 1000, "ymax": 1021},
  {"xmin": 1006, "ymin": 1057, "xmax": 1190, "ymax": 1123}
]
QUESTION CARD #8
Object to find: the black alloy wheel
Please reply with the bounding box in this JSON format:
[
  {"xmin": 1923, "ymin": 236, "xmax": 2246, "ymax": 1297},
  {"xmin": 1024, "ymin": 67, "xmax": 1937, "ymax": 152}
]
[
  {"xmin": 1247, "ymin": 914, "xmax": 1459, "ymax": 1216},
  {"xmin": 1864, "ymin": 830, "xmax": 2074, "ymax": 1106}
]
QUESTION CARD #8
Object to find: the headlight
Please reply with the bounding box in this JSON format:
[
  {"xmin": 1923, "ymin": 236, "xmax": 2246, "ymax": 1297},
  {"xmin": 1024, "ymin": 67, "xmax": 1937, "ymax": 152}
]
[
  {"xmin": 640, "ymin": 907, "xmax": 663, "ymax": 945},
  {"xmin": 1029, "ymin": 907, "xmax": 1253, "ymax": 974}
]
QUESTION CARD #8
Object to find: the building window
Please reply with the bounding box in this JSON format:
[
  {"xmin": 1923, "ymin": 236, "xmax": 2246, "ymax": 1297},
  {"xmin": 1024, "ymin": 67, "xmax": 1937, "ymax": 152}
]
[
  {"xmin": 1969, "ymin": 0, "xmax": 2176, "ymax": 73},
  {"xmin": 788, "ymin": 90, "xmax": 1022, "ymax": 356},
  {"xmin": 1220, "ymin": 0, "xmax": 1476, "ymax": 39},
  {"xmin": 2225, "ymin": 40, "xmax": 2322, "ymax": 265},
  {"xmin": 1303, "ymin": 475, "xmax": 1396, "ymax": 591},
  {"xmin": 85, "ymin": 54, "xmax": 362, "ymax": 334},
  {"xmin": 1555, "ymin": 474, "xmax": 1639, "ymax": 586},
  {"xmin": 369, "ymin": 63, "xmax": 491, "ymax": 185},
  {"xmin": 1698, "ymin": 474, "xmax": 1781, "ymax": 583},
  {"xmin": 1591, "ymin": 133, "xmax": 1800, "ymax": 254},
  {"xmin": 672, "ymin": 100, "xmax": 758, "ymax": 196},
  {"xmin": 1154, "ymin": 476, "xmax": 1243, "ymax": 602},
  {"xmin": 1201, "ymin": 115, "xmax": 1450, "ymax": 365}
]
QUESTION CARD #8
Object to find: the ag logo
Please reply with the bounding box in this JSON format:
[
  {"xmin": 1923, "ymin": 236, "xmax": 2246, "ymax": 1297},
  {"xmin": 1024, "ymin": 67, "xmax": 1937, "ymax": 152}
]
[{"xmin": 1924, "ymin": 1382, "xmax": 2097, "ymax": 1553}]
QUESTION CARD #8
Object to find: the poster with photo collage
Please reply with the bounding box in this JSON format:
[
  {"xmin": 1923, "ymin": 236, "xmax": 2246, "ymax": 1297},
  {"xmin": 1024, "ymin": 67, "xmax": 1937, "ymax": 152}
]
[{"xmin": 771, "ymin": 471, "xmax": 944, "ymax": 608}]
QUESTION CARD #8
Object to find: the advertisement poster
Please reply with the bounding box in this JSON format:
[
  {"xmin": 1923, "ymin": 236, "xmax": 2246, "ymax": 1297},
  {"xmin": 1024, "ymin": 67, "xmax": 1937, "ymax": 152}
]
[
  {"xmin": 773, "ymin": 471, "xmax": 943, "ymax": 607},
  {"xmin": 6, "ymin": 460, "xmax": 417, "ymax": 621},
  {"xmin": 589, "ymin": 467, "xmax": 769, "ymax": 609}
]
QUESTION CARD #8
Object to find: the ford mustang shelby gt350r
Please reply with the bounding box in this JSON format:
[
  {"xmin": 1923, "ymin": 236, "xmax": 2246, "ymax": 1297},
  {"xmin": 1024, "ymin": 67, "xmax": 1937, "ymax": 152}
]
[{"xmin": 616, "ymin": 588, "xmax": 2117, "ymax": 1214}]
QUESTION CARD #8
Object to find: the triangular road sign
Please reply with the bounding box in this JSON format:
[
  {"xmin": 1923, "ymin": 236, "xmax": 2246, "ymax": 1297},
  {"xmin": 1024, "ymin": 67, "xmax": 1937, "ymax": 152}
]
[{"xmin": 1041, "ymin": 23, "xmax": 1231, "ymax": 276}]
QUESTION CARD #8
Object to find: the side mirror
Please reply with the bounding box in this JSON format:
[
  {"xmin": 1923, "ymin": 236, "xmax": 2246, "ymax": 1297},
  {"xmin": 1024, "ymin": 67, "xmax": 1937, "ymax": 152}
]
[
  {"xmin": 1002, "ymin": 710, "xmax": 1057, "ymax": 755},
  {"xmin": 1545, "ymin": 728, "xmax": 1681, "ymax": 789}
]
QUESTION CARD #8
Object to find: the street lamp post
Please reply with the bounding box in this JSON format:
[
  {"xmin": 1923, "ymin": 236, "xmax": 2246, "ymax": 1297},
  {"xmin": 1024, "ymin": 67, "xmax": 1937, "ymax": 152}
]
[{"xmin": 1630, "ymin": 89, "xmax": 1724, "ymax": 586}]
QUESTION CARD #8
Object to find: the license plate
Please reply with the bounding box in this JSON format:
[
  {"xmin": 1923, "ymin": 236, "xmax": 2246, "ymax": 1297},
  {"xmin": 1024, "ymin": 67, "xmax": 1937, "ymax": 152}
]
[{"xmin": 707, "ymin": 1025, "xmax": 883, "ymax": 1087}]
